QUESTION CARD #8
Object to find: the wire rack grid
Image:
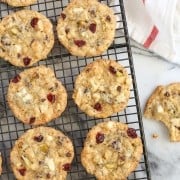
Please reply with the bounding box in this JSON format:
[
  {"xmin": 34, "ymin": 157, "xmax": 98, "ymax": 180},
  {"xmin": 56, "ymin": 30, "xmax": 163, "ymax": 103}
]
[{"xmin": 0, "ymin": 0, "xmax": 151, "ymax": 179}]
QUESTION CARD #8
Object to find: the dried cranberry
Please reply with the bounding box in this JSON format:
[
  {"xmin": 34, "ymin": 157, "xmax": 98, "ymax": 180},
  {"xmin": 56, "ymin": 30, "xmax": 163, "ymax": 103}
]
[
  {"xmin": 47, "ymin": 93, "xmax": 56, "ymax": 103},
  {"xmin": 66, "ymin": 152, "xmax": 72, "ymax": 157},
  {"xmin": 18, "ymin": 168, "xmax": 26, "ymax": 176},
  {"xmin": 63, "ymin": 163, "xmax": 71, "ymax": 171},
  {"xmin": 31, "ymin": 17, "xmax": 39, "ymax": 28},
  {"xmin": 127, "ymin": 128, "xmax": 137, "ymax": 138},
  {"xmin": 34, "ymin": 135, "xmax": 44, "ymax": 142},
  {"xmin": 74, "ymin": 40, "xmax": 86, "ymax": 47},
  {"xmin": 117, "ymin": 86, "xmax": 121, "ymax": 92},
  {"xmin": 120, "ymin": 156, "xmax": 125, "ymax": 161},
  {"xmin": 61, "ymin": 13, "xmax": 66, "ymax": 20},
  {"xmin": 96, "ymin": 132, "xmax": 104, "ymax": 144},
  {"xmin": 164, "ymin": 92, "xmax": 170, "ymax": 97},
  {"xmin": 106, "ymin": 15, "xmax": 111, "ymax": 22},
  {"xmin": 89, "ymin": 23, "xmax": 96, "ymax": 33},
  {"xmin": 109, "ymin": 66, "xmax": 116, "ymax": 74},
  {"xmin": 29, "ymin": 117, "xmax": 36, "ymax": 124},
  {"xmin": 23, "ymin": 57, "xmax": 31, "ymax": 66},
  {"xmin": 12, "ymin": 75, "xmax": 21, "ymax": 83},
  {"xmin": 94, "ymin": 103, "xmax": 102, "ymax": 111}
]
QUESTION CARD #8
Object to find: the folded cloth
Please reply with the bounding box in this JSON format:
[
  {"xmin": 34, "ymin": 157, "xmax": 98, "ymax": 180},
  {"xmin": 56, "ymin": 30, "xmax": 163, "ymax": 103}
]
[{"xmin": 117, "ymin": 0, "xmax": 180, "ymax": 65}]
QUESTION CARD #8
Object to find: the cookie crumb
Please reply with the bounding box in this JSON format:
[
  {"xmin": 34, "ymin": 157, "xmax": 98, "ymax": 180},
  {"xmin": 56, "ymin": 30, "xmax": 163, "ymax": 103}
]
[{"xmin": 152, "ymin": 133, "xmax": 159, "ymax": 139}]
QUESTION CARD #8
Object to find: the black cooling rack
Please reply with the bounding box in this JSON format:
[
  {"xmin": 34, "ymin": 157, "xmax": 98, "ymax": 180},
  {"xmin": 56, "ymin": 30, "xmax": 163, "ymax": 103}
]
[{"xmin": 0, "ymin": 0, "xmax": 151, "ymax": 179}]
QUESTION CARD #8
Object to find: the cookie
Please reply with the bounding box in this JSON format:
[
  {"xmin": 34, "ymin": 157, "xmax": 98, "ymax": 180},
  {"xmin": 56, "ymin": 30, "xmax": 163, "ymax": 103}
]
[
  {"xmin": 10, "ymin": 126, "xmax": 74, "ymax": 179},
  {"xmin": 72, "ymin": 59, "xmax": 131, "ymax": 118},
  {"xmin": 0, "ymin": 152, "xmax": 2, "ymax": 175},
  {"xmin": 7, "ymin": 66, "xmax": 67, "ymax": 125},
  {"xmin": 57, "ymin": 0, "xmax": 116, "ymax": 57},
  {"xmin": 1, "ymin": 0, "xmax": 37, "ymax": 7},
  {"xmin": 81, "ymin": 121, "xmax": 143, "ymax": 180},
  {"xmin": 144, "ymin": 83, "xmax": 180, "ymax": 142},
  {"xmin": 0, "ymin": 10, "xmax": 54, "ymax": 67}
]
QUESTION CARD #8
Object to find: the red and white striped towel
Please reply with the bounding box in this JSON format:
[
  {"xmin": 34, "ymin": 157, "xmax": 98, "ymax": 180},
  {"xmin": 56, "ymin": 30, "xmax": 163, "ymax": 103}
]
[{"xmin": 122, "ymin": 0, "xmax": 180, "ymax": 65}]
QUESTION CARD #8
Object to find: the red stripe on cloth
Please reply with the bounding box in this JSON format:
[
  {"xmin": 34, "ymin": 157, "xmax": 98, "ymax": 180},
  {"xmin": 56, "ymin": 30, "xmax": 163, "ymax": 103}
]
[{"xmin": 143, "ymin": 26, "xmax": 159, "ymax": 48}]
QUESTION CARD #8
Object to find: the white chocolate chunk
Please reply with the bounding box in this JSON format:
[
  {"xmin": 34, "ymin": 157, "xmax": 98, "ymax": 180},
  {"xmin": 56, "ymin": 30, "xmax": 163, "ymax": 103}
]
[
  {"xmin": 45, "ymin": 157, "xmax": 55, "ymax": 171},
  {"xmin": 16, "ymin": 88, "xmax": 33, "ymax": 103},
  {"xmin": 73, "ymin": 7, "xmax": 84, "ymax": 14},
  {"xmin": 157, "ymin": 105, "xmax": 164, "ymax": 113}
]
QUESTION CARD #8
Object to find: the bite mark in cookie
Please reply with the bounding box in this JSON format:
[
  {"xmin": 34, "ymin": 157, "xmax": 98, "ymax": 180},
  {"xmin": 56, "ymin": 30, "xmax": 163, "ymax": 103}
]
[{"xmin": 144, "ymin": 83, "xmax": 180, "ymax": 142}]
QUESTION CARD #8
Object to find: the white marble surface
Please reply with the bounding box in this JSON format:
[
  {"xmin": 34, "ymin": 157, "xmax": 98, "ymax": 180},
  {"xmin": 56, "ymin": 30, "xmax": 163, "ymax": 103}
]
[{"xmin": 131, "ymin": 41, "xmax": 180, "ymax": 180}]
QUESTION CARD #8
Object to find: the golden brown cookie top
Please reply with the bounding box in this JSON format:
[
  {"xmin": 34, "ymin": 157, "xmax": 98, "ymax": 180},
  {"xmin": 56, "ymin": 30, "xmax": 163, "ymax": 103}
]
[
  {"xmin": 81, "ymin": 121, "xmax": 143, "ymax": 180},
  {"xmin": 10, "ymin": 127, "xmax": 74, "ymax": 179},
  {"xmin": 1, "ymin": 0, "xmax": 37, "ymax": 7},
  {"xmin": 0, "ymin": 10, "xmax": 54, "ymax": 67},
  {"xmin": 73, "ymin": 59, "xmax": 131, "ymax": 118},
  {"xmin": 144, "ymin": 83, "xmax": 180, "ymax": 141},
  {"xmin": 57, "ymin": 0, "xmax": 116, "ymax": 57},
  {"xmin": 7, "ymin": 66, "xmax": 67, "ymax": 125}
]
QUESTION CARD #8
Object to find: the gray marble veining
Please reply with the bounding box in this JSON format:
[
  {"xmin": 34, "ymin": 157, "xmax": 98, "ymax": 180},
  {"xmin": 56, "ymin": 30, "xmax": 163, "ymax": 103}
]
[{"xmin": 132, "ymin": 41, "xmax": 180, "ymax": 180}]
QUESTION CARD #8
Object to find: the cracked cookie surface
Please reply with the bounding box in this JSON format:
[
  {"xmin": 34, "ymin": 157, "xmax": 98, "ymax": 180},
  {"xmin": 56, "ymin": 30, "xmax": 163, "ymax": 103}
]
[
  {"xmin": 57, "ymin": 0, "xmax": 116, "ymax": 57},
  {"xmin": 10, "ymin": 127, "xmax": 74, "ymax": 180},
  {"xmin": 73, "ymin": 59, "xmax": 131, "ymax": 118},
  {"xmin": 144, "ymin": 83, "xmax": 180, "ymax": 142},
  {"xmin": 1, "ymin": 0, "xmax": 37, "ymax": 7},
  {"xmin": 81, "ymin": 121, "xmax": 143, "ymax": 180},
  {"xmin": 0, "ymin": 10, "xmax": 54, "ymax": 67},
  {"xmin": 7, "ymin": 66, "xmax": 67, "ymax": 125}
]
